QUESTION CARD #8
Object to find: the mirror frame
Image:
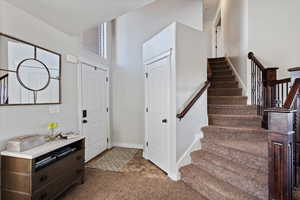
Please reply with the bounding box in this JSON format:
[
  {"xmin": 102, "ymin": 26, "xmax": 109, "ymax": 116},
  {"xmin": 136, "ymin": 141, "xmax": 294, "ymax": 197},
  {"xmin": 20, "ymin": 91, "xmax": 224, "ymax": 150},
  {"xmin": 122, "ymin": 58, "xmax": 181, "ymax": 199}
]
[{"xmin": 0, "ymin": 32, "xmax": 62, "ymax": 106}]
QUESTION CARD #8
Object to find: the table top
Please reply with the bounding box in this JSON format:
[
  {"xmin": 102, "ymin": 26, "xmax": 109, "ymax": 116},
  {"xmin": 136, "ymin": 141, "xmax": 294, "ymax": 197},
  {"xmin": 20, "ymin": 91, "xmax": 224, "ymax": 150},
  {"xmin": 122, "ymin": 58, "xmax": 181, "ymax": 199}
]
[{"xmin": 1, "ymin": 136, "xmax": 85, "ymax": 159}]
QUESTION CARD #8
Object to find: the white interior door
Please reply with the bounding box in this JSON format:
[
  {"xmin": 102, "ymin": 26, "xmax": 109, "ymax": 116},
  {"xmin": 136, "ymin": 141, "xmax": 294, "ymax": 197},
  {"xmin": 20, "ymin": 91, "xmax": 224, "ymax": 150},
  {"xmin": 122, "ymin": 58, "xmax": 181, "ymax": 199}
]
[
  {"xmin": 216, "ymin": 26, "xmax": 224, "ymax": 57},
  {"xmin": 81, "ymin": 63, "xmax": 108, "ymax": 162},
  {"xmin": 146, "ymin": 56, "xmax": 170, "ymax": 173}
]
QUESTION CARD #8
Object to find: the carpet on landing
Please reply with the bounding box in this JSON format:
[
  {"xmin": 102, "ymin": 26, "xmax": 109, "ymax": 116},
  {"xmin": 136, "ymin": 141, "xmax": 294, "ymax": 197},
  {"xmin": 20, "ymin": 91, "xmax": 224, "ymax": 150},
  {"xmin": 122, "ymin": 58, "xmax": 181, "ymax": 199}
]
[
  {"xmin": 59, "ymin": 149, "xmax": 207, "ymax": 200},
  {"xmin": 58, "ymin": 168, "xmax": 206, "ymax": 200}
]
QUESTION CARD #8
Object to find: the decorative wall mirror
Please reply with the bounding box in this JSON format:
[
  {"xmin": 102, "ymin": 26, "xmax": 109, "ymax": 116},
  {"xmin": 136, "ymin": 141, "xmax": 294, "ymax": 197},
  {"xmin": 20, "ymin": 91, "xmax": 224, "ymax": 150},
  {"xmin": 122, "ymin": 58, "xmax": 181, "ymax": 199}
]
[{"xmin": 0, "ymin": 33, "xmax": 61, "ymax": 106}]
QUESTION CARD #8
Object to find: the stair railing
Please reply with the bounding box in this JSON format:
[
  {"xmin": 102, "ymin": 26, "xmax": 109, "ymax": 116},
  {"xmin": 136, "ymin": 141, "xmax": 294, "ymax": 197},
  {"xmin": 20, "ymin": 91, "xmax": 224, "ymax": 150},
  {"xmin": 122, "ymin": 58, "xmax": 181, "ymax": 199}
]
[
  {"xmin": 270, "ymin": 78, "xmax": 292, "ymax": 107},
  {"xmin": 0, "ymin": 74, "xmax": 8, "ymax": 104},
  {"xmin": 248, "ymin": 52, "xmax": 300, "ymax": 199},
  {"xmin": 248, "ymin": 52, "xmax": 281, "ymax": 116}
]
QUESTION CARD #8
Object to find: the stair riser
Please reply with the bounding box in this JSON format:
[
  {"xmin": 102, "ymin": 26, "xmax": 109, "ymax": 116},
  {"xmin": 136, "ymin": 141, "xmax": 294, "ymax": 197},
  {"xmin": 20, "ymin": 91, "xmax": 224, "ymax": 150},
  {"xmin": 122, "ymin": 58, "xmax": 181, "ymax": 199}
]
[
  {"xmin": 192, "ymin": 158, "xmax": 268, "ymax": 200},
  {"xmin": 210, "ymin": 82, "xmax": 239, "ymax": 88},
  {"xmin": 211, "ymin": 76, "xmax": 235, "ymax": 81},
  {"xmin": 203, "ymin": 131, "xmax": 267, "ymax": 141},
  {"xmin": 208, "ymin": 89, "xmax": 242, "ymax": 96},
  {"xmin": 209, "ymin": 117, "xmax": 262, "ymax": 128},
  {"xmin": 202, "ymin": 140, "xmax": 268, "ymax": 173},
  {"xmin": 181, "ymin": 167, "xmax": 258, "ymax": 200},
  {"xmin": 181, "ymin": 176, "xmax": 227, "ymax": 200},
  {"xmin": 208, "ymin": 97, "xmax": 247, "ymax": 105},
  {"xmin": 208, "ymin": 107, "xmax": 257, "ymax": 115},
  {"xmin": 213, "ymin": 71, "xmax": 232, "ymax": 76},
  {"xmin": 208, "ymin": 57, "xmax": 226, "ymax": 62},
  {"xmin": 211, "ymin": 66, "xmax": 230, "ymax": 71}
]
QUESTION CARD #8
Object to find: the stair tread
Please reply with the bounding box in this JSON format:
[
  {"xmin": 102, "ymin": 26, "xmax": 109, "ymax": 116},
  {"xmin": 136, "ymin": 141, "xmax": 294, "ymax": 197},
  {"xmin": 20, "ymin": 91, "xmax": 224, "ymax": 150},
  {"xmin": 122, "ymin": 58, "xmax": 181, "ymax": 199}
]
[
  {"xmin": 210, "ymin": 81, "xmax": 238, "ymax": 84},
  {"xmin": 191, "ymin": 151, "xmax": 268, "ymax": 200},
  {"xmin": 202, "ymin": 125, "xmax": 268, "ymax": 141},
  {"xmin": 208, "ymin": 104, "xmax": 256, "ymax": 108},
  {"xmin": 213, "ymin": 67, "xmax": 232, "ymax": 73},
  {"xmin": 203, "ymin": 138, "xmax": 268, "ymax": 158},
  {"xmin": 208, "ymin": 88, "xmax": 241, "ymax": 91},
  {"xmin": 181, "ymin": 165, "xmax": 258, "ymax": 200},
  {"xmin": 209, "ymin": 95, "xmax": 247, "ymax": 98},
  {"xmin": 213, "ymin": 74, "xmax": 234, "ymax": 77},
  {"xmin": 191, "ymin": 150, "xmax": 268, "ymax": 186},
  {"xmin": 202, "ymin": 125, "xmax": 267, "ymax": 132},
  {"xmin": 209, "ymin": 114, "xmax": 262, "ymax": 119}
]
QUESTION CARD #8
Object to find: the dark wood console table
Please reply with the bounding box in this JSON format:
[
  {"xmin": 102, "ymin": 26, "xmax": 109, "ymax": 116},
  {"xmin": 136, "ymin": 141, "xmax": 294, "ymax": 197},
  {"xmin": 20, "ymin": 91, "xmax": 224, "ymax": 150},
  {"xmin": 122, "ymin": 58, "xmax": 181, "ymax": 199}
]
[{"xmin": 1, "ymin": 137, "xmax": 85, "ymax": 200}]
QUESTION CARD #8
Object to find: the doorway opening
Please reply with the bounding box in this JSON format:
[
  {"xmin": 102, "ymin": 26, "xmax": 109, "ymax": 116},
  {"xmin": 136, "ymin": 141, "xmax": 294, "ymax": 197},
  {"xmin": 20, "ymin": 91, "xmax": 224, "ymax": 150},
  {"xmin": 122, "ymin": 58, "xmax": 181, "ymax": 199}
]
[{"xmin": 214, "ymin": 11, "xmax": 224, "ymax": 58}]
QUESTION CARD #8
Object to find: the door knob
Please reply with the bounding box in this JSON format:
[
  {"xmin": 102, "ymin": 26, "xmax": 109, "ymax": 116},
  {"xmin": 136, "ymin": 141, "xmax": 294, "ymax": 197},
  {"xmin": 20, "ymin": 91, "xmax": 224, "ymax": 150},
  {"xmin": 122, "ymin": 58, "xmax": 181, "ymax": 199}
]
[
  {"xmin": 82, "ymin": 119, "xmax": 88, "ymax": 124},
  {"xmin": 162, "ymin": 119, "xmax": 167, "ymax": 123}
]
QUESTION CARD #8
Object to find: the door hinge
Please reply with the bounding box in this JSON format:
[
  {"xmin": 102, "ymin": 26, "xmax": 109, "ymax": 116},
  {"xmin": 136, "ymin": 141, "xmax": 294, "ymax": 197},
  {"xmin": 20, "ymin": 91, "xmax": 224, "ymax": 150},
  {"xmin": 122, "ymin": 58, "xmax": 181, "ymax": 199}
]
[
  {"xmin": 146, "ymin": 107, "xmax": 149, "ymax": 112},
  {"xmin": 106, "ymin": 77, "xmax": 109, "ymax": 82},
  {"xmin": 145, "ymin": 73, "xmax": 148, "ymax": 78},
  {"xmin": 106, "ymin": 107, "xmax": 109, "ymax": 112},
  {"xmin": 146, "ymin": 142, "xmax": 149, "ymax": 147},
  {"xmin": 107, "ymin": 138, "xmax": 109, "ymax": 143}
]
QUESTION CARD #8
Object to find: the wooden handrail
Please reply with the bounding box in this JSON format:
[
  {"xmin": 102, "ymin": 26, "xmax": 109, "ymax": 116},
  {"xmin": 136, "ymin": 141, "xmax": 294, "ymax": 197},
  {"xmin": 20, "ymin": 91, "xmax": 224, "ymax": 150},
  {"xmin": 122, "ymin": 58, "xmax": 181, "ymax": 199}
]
[
  {"xmin": 207, "ymin": 62, "xmax": 213, "ymax": 81},
  {"xmin": 248, "ymin": 52, "xmax": 266, "ymax": 71},
  {"xmin": 177, "ymin": 81, "xmax": 210, "ymax": 120},
  {"xmin": 268, "ymin": 78, "xmax": 291, "ymax": 86},
  {"xmin": 283, "ymin": 78, "xmax": 300, "ymax": 109},
  {"xmin": 0, "ymin": 74, "xmax": 8, "ymax": 81}
]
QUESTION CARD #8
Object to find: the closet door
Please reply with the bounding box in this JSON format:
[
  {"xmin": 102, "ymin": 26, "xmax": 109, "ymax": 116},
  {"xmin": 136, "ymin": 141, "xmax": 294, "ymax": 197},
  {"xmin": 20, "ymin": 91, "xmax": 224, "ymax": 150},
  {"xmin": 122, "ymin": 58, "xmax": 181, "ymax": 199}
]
[{"xmin": 145, "ymin": 55, "xmax": 171, "ymax": 172}]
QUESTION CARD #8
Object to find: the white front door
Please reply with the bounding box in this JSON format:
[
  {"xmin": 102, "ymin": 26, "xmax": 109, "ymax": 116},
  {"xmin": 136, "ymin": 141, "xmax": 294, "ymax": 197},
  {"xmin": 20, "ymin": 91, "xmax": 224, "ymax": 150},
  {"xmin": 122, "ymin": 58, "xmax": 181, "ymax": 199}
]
[
  {"xmin": 81, "ymin": 63, "xmax": 109, "ymax": 162},
  {"xmin": 145, "ymin": 56, "xmax": 170, "ymax": 173}
]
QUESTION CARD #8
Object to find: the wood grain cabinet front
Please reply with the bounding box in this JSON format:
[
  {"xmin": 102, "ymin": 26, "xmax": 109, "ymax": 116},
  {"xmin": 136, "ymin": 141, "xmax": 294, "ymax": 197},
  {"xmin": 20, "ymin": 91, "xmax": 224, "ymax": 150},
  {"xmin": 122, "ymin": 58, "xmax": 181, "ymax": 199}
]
[{"xmin": 1, "ymin": 139, "xmax": 85, "ymax": 200}]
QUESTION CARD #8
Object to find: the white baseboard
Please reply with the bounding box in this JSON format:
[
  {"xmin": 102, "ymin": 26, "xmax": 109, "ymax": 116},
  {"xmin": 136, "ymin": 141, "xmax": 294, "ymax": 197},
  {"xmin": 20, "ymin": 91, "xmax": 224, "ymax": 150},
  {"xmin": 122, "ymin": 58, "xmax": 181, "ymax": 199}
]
[
  {"xmin": 172, "ymin": 133, "xmax": 202, "ymax": 181},
  {"xmin": 112, "ymin": 143, "xmax": 144, "ymax": 149},
  {"xmin": 226, "ymin": 57, "xmax": 247, "ymax": 96}
]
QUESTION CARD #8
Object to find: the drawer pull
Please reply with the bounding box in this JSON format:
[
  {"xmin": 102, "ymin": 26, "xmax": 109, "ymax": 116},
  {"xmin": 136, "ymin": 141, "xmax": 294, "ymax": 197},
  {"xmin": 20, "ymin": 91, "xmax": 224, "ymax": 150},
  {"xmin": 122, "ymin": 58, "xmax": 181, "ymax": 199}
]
[
  {"xmin": 76, "ymin": 155, "xmax": 82, "ymax": 160},
  {"xmin": 40, "ymin": 175, "xmax": 48, "ymax": 182},
  {"xmin": 40, "ymin": 192, "xmax": 47, "ymax": 200}
]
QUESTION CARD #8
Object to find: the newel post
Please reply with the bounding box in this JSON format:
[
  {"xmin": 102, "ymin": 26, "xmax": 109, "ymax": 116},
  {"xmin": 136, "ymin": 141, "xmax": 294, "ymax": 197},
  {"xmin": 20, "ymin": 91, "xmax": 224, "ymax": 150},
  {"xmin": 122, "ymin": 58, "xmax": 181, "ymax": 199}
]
[
  {"xmin": 288, "ymin": 67, "xmax": 300, "ymax": 187},
  {"xmin": 264, "ymin": 68, "xmax": 279, "ymax": 108},
  {"xmin": 266, "ymin": 108, "xmax": 295, "ymax": 200}
]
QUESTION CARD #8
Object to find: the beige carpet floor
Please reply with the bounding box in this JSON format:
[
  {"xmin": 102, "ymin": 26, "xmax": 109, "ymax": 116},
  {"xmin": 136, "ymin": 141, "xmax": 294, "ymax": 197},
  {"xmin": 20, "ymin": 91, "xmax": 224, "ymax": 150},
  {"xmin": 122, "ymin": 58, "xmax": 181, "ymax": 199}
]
[
  {"xmin": 58, "ymin": 149, "xmax": 207, "ymax": 200},
  {"xmin": 58, "ymin": 168, "xmax": 206, "ymax": 200},
  {"xmin": 295, "ymin": 188, "xmax": 300, "ymax": 200}
]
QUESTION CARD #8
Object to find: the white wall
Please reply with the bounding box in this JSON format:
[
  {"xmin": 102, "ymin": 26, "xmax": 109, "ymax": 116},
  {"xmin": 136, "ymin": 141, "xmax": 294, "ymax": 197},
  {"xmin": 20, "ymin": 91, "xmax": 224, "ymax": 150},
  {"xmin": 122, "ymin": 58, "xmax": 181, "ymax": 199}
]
[
  {"xmin": 111, "ymin": 0, "xmax": 204, "ymax": 147},
  {"xmin": 176, "ymin": 23, "xmax": 209, "ymax": 161},
  {"xmin": 218, "ymin": 0, "xmax": 248, "ymax": 91},
  {"xmin": 0, "ymin": 0, "xmax": 80, "ymax": 149},
  {"xmin": 80, "ymin": 22, "xmax": 113, "ymax": 67},
  {"xmin": 248, "ymin": 0, "xmax": 300, "ymax": 79}
]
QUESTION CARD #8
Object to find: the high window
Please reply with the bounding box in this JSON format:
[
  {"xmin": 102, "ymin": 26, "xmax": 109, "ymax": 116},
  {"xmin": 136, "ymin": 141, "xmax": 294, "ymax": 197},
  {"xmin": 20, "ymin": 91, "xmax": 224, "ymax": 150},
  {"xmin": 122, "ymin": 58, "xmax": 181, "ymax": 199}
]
[{"xmin": 98, "ymin": 22, "xmax": 107, "ymax": 59}]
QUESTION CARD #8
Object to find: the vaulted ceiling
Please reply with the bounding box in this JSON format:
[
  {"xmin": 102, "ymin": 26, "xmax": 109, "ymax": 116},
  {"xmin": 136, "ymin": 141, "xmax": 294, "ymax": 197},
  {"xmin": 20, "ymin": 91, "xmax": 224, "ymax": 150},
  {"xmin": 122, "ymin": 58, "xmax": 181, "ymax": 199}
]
[{"xmin": 5, "ymin": 0, "xmax": 155, "ymax": 35}]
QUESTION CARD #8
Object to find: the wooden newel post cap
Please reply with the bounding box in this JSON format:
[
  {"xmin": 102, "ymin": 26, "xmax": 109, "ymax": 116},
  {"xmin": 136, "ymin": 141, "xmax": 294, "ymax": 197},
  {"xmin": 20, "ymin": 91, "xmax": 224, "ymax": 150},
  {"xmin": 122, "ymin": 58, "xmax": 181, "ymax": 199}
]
[{"xmin": 265, "ymin": 108, "xmax": 296, "ymax": 134}]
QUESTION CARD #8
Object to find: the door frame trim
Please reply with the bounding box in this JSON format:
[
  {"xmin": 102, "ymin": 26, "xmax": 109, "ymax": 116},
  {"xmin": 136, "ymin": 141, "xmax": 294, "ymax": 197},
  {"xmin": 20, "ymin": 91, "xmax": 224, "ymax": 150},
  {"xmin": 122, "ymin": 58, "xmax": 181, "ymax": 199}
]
[
  {"xmin": 77, "ymin": 60, "xmax": 110, "ymax": 162},
  {"xmin": 212, "ymin": 6, "xmax": 223, "ymax": 58}
]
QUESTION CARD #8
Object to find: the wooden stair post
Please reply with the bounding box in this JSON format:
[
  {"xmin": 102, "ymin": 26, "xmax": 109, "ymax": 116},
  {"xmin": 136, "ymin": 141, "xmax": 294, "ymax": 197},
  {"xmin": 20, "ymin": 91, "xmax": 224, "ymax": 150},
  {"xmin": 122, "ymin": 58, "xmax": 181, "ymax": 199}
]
[
  {"xmin": 287, "ymin": 67, "xmax": 300, "ymax": 187},
  {"xmin": 266, "ymin": 108, "xmax": 295, "ymax": 200},
  {"xmin": 264, "ymin": 68, "xmax": 279, "ymax": 108}
]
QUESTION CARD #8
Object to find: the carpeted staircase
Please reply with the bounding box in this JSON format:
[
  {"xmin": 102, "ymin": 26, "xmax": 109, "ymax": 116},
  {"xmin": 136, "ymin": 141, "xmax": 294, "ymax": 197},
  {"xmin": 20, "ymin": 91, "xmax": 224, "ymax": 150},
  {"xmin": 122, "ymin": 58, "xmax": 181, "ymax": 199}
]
[{"xmin": 180, "ymin": 57, "xmax": 269, "ymax": 200}]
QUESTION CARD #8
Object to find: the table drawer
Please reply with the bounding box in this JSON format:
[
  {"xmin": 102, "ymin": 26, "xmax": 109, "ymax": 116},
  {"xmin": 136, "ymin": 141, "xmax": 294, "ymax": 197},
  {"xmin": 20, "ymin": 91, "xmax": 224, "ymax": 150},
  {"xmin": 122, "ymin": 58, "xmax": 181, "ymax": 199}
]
[
  {"xmin": 33, "ymin": 166, "xmax": 84, "ymax": 200},
  {"xmin": 32, "ymin": 150, "xmax": 84, "ymax": 192}
]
